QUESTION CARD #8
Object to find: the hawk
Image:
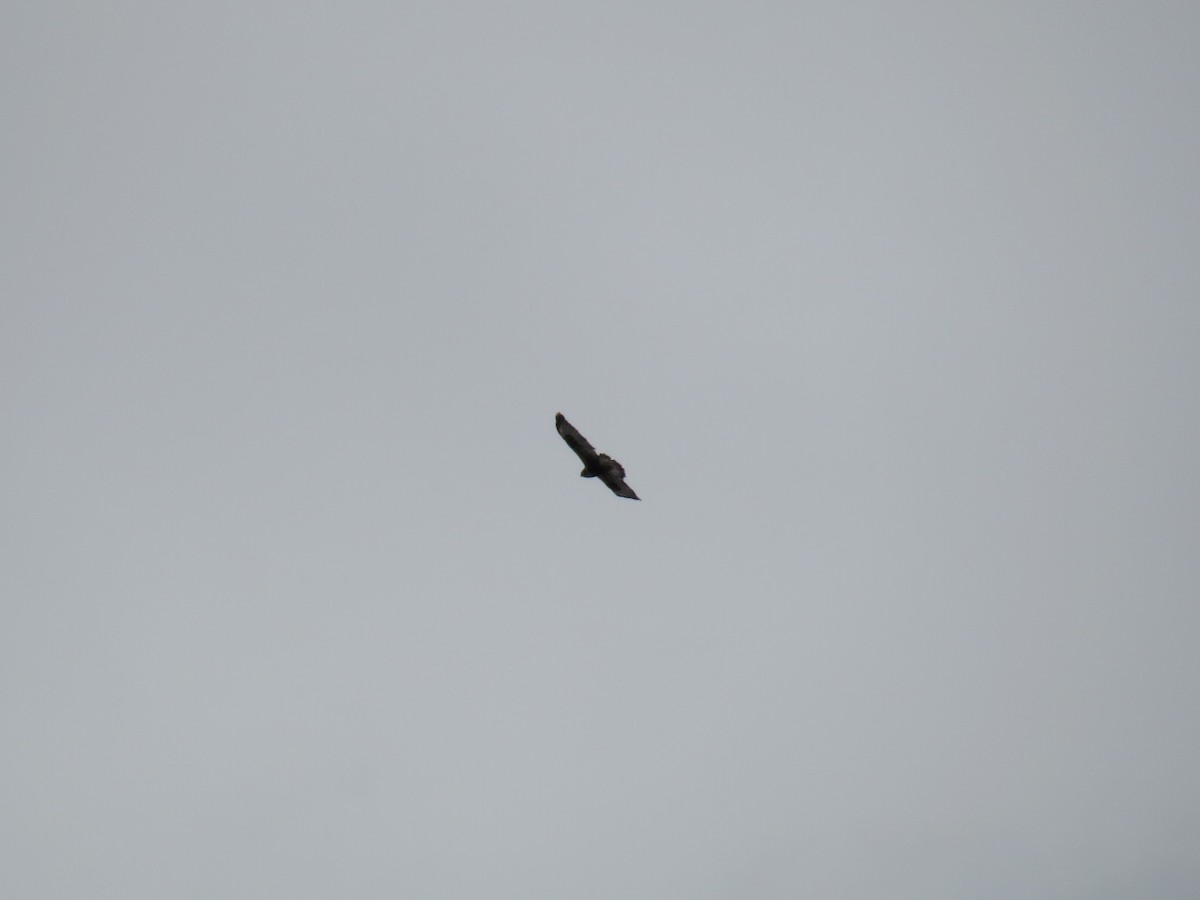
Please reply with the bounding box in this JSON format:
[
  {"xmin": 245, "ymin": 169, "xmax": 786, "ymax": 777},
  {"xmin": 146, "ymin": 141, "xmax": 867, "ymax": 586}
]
[{"xmin": 555, "ymin": 413, "xmax": 640, "ymax": 500}]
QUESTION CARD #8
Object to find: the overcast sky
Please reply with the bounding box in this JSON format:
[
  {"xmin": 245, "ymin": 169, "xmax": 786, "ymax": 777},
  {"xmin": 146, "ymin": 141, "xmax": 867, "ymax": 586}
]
[{"xmin": 3, "ymin": 2, "xmax": 1199, "ymax": 898}]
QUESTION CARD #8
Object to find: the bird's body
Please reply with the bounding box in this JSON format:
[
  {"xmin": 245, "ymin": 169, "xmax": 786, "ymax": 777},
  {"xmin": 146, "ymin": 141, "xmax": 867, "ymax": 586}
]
[{"xmin": 555, "ymin": 413, "xmax": 640, "ymax": 500}]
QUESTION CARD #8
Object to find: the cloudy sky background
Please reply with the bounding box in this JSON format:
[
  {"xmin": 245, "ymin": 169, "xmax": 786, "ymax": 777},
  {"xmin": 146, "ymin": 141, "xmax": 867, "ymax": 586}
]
[{"xmin": 3, "ymin": 2, "xmax": 1198, "ymax": 897}]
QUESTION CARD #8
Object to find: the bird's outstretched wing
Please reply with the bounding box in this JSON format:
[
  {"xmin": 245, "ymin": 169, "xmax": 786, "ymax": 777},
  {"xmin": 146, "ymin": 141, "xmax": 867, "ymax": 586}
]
[
  {"xmin": 555, "ymin": 412, "xmax": 640, "ymax": 500},
  {"xmin": 555, "ymin": 413, "xmax": 601, "ymax": 470},
  {"xmin": 598, "ymin": 463, "xmax": 640, "ymax": 499}
]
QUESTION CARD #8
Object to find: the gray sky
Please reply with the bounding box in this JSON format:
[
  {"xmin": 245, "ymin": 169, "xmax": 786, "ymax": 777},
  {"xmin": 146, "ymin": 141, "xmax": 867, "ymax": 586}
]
[{"xmin": 3, "ymin": 2, "xmax": 1198, "ymax": 897}]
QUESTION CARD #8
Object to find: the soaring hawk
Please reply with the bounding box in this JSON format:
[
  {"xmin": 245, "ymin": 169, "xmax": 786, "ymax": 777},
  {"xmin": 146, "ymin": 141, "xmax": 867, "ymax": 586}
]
[{"xmin": 555, "ymin": 413, "xmax": 640, "ymax": 500}]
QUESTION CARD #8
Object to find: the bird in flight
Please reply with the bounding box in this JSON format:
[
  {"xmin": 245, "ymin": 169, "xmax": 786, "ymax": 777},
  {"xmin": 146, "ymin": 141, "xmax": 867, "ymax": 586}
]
[{"xmin": 555, "ymin": 413, "xmax": 640, "ymax": 500}]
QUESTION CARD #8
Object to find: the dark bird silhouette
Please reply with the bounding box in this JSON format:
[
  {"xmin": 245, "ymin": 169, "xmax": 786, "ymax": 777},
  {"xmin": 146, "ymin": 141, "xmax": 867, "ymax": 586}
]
[{"xmin": 555, "ymin": 413, "xmax": 640, "ymax": 500}]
